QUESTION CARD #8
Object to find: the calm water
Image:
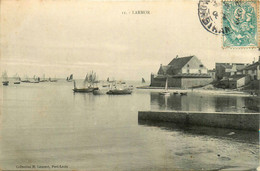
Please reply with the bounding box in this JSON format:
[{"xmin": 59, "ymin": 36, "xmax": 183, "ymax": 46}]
[{"xmin": 0, "ymin": 81, "xmax": 259, "ymax": 170}]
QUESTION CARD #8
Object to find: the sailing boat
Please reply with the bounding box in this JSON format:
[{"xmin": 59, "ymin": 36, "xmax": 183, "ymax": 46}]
[
  {"xmin": 21, "ymin": 75, "xmax": 30, "ymax": 83},
  {"xmin": 142, "ymin": 78, "xmax": 145, "ymax": 83},
  {"xmin": 66, "ymin": 74, "xmax": 73, "ymax": 82},
  {"xmin": 159, "ymin": 77, "xmax": 170, "ymax": 96},
  {"xmin": 30, "ymin": 75, "xmax": 39, "ymax": 83},
  {"xmin": 73, "ymin": 80, "xmax": 98, "ymax": 93},
  {"xmin": 13, "ymin": 73, "xmax": 21, "ymax": 84},
  {"xmin": 40, "ymin": 74, "xmax": 48, "ymax": 82},
  {"xmin": 73, "ymin": 71, "xmax": 98, "ymax": 93},
  {"xmin": 2, "ymin": 71, "xmax": 9, "ymax": 86}
]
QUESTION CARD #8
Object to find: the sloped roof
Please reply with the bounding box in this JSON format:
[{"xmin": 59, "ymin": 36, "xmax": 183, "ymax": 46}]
[
  {"xmin": 161, "ymin": 66, "xmax": 170, "ymax": 73},
  {"xmin": 172, "ymin": 73, "xmax": 211, "ymax": 78},
  {"xmin": 166, "ymin": 56, "xmax": 194, "ymax": 75},
  {"xmin": 155, "ymin": 73, "xmax": 211, "ymax": 78},
  {"xmin": 242, "ymin": 61, "xmax": 259, "ymax": 70},
  {"xmin": 217, "ymin": 63, "xmax": 247, "ymax": 70},
  {"xmin": 228, "ymin": 74, "xmax": 248, "ymax": 81},
  {"xmin": 236, "ymin": 65, "xmax": 246, "ymax": 70},
  {"xmin": 168, "ymin": 56, "xmax": 193, "ymax": 68},
  {"xmin": 157, "ymin": 65, "xmax": 170, "ymax": 75}
]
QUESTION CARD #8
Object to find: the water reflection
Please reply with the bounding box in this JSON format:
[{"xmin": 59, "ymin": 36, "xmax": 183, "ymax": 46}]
[
  {"xmin": 138, "ymin": 120, "xmax": 259, "ymax": 144},
  {"xmin": 150, "ymin": 92, "xmax": 260, "ymax": 113}
]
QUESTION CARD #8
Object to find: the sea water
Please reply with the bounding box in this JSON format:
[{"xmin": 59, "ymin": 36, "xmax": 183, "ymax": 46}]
[{"xmin": 0, "ymin": 81, "xmax": 259, "ymax": 170}]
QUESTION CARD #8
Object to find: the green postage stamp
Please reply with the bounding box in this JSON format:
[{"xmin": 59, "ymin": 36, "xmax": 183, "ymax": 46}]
[
  {"xmin": 222, "ymin": 0, "xmax": 258, "ymax": 48},
  {"xmin": 198, "ymin": 0, "xmax": 259, "ymax": 48}
]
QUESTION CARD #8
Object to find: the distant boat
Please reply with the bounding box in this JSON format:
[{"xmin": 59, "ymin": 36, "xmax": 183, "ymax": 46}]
[
  {"xmin": 2, "ymin": 71, "xmax": 9, "ymax": 86},
  {"xmin": 30, "ymin": 75, "xmax": 39, "ymax": 83},
  {"xmin": 84, "ymin": 71, "xmax": 99, "ymax": 84},
  {"xmin": 21, "ymin": 80, "xmax": 30, "ymax": 83},
  {"xmin": 40, "ymin": 74, "xmax": 48, "ymax": 82},
  {"xmin": 2, "ymin": 81, "xmax": 9, "ymax": 86},
  {"xmin": 173, "ymin": 92, "xmax": 178, "ymax": 95},
  {"xmin": 142, "ymin": 78, "xmax": 145, "ymax": 83},
  {"xmin": 67, "ymin": 74, "xmax": 73, "ymax": 82},
  {"xmin": 159, "ymin": 77, "xmax": 170, "ymax": 96},
  {"xmin": 180, "ymin": 92, "xmax": 187, "ymax": 96},
  {"xmin": 107, "ymin": 77, "xmax": 116, "ymax": 83},
  {"xmin": 13, "ymin": 73, "xmax": 21, "ymax": 84},
  {"xmin": 106, "ymin": 88, "xmax": 132, "ymax": 95},
  {"xmin": 119, "ymin": 81, "xmax": 126, "ymax": 84},
  {"xmin": 73, "ymin": 81, "xmax": 98, "ymax": 93}
]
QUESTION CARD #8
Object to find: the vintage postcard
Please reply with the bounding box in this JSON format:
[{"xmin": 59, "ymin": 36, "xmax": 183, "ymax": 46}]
[{"xmin": 0, "ymin": 0, "xmax": 259, "ymax": 170}]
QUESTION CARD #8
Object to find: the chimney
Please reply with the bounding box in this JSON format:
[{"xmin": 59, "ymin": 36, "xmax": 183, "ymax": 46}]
[{"xmin": 176, "ymin": 55, "xmax": 178, "ymax": 58}]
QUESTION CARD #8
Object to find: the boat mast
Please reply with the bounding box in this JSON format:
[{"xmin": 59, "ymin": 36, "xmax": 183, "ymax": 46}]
[{"xmin": 165, "ymin": 77, "xmax": 168, "ymax": 91}]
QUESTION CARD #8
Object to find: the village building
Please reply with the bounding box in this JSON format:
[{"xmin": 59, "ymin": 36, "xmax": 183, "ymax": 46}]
[
  {"xmin": 215, "ymin": 63, "xmax": 248, "ymax": 81},
  {"xmin": 150, "ymin": 55, "xmax": 212, "ymax": 88},
  {"xmin": 220, "ymin": 75, "xmax": 251, "ymax": 89},
  {"xmin": 208, "ymin": 69, "xmax": 216, "ymax": 80},
  {"xmin": 240, "ymin": 57, "xmax": 260, "ymax": 80}
]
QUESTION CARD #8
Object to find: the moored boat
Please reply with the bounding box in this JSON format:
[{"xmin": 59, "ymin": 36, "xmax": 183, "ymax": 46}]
[
  {"xmin": 73, "ymin": 87, "xmax": 98, "ymax": 93},
  {"xmin": 13, "ymin": 73, "xmax": 21, "ymax": 84},
  {"xmin": 73, "ymin": 81, "xmax": 98, "ymax": 93},
  {"xmin": 2, "ymin": 71, "xmax": 9, "ymax": 86},
  {"xmin": 2, "ymin": 81, "xmax": 9, "ymax": 86},
  {"xmin": 21, "ymin": 75, "xmax": 30, "ymax": 83},
  {"xmin": 40, "ymin": 74, "xmax": 48, "ymax": 82},
  {"xmin": 106, "ymin": 88, "xmax": 132, "ymax": 95},
  {"xmin": 159, "ymin": 77, "xmax": 170, "ymax": 96},
  {"xmin": 180, "ymin": 92, "xmax": 188, "ymax": 96}
]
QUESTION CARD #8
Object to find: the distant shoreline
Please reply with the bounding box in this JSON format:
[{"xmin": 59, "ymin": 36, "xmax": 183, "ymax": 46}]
[{"xmin": 136, "ymin": 85, "xmax": 260, "ymax": 97}]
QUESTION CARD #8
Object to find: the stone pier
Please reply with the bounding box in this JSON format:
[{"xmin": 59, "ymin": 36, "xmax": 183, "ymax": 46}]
[{"xmin": 138, "ymin": 111, "xmax": 260, "ymax": 131}]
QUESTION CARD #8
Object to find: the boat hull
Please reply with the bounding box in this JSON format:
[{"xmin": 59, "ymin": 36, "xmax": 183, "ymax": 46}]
[
  {"xmin": 107, "ymin": 89, "xmax": 132, "ymax": 95},
  {"xmin": 159, "ymin": 92, "xmax": 170, "ymax": 96},
  {"xmin": 2, "ymin": 81, "xmax": 9, "ymax": 86},
  {"xmin": 73, "ymin": 87, "xmax": 98, "ymax": 93},
  {"xmin": 14, "ymin": 82, "xmax": 20, "ymax": 84},
  {"xmin": 21, "ymin": 80, "xmax": 30, "ymax": 83}
]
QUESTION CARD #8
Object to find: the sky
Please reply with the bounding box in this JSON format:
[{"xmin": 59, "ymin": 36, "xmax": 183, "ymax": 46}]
[{"xmin": 0, "ymin": 0, "xmax": 259, "ymax": 81}]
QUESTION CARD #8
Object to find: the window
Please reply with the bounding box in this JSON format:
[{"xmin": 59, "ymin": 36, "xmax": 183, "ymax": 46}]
[
  {"xmin": 187, "ymin": 69, "xmax": 190, "ymax": 73},
  {"xmin": 200, "ymin": 64, "xmax": 203, "ymax": 67},
  {"xmin": 199, "ymin": 70, "xmax": 201, "ymax": 74},
  {"xmin": 187, "ymin": 64, "xmax": 189, "ymax": 67}
]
